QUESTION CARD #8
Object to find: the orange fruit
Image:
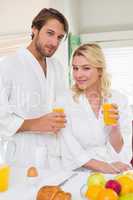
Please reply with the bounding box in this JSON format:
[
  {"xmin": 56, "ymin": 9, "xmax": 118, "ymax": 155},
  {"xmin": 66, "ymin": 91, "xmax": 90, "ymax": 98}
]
[
  {"xmin": 97, "ymin": 188, "xmax": 118, "ymax": 200},
  {"xmin": 85, "ymin": 185, "xmax": 103, "ymax": 200},
  {"xmin": 116, "ymin": 176, "xmax": 133, "ymax": 195},
  {"xmin": 123, "ymin": 170, "xmax": 133, "ymax": 180}
]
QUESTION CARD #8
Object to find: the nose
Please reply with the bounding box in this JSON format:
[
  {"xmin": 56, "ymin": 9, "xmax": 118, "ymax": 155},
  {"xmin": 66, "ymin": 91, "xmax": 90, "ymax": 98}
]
[
  {"xmin": 76, "ymin": 68, "xmax": 84, "ymax": 76},
  {"xmin": 74, "ymin": 69, "xmax": 84, "ymax": 80},
  {"xmin": 51, "ymin": 37, "xmax": 59, "ymax": 48}
]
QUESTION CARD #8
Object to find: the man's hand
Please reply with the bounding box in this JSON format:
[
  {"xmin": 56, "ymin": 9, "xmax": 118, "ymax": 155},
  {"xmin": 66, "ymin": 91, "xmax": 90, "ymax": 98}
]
[{"xmin": 18, "ymin": 112, "xmax": 66, "ymax": 134}]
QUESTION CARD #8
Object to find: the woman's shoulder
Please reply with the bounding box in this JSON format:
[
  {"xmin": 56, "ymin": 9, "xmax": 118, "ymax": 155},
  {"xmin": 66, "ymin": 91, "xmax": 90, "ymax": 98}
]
[{"xmin": 110, "ymin": 89, "xmax": 128, "ymax": 103}]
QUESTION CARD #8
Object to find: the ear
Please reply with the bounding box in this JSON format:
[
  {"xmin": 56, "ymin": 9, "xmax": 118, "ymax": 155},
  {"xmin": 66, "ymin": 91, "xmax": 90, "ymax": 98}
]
[
  {"xmin": 31, "ymin": 27, "xmax": 38, "ymax": 38},
  {"xmin": 98, "ymin": 68, "xmax": 102, "ymax": 77}
]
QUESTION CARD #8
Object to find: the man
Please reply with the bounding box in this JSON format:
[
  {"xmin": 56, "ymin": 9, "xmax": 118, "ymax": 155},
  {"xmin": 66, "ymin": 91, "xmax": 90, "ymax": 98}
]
[{"xmin": 0, "ymin": 8, "xmax": 69, "ymax": 167}]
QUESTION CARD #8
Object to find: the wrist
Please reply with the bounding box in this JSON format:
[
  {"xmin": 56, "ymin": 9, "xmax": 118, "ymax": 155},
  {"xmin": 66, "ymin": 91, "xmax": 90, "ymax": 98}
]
[{"xmin": 111, "ymin": 123, "xmax": 120, "ymax": 130}]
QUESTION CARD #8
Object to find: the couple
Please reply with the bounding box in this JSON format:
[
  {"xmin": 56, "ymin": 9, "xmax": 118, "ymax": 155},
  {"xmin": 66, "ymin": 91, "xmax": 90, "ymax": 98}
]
[{"xmin": 0, "ymin": 8, "xmax": 132, "ymax": 173}]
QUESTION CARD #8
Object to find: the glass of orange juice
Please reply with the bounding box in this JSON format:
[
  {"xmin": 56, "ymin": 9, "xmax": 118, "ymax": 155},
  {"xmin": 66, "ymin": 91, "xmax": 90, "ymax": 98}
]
[
  {"xmin": 102, "ymin": 103, "xmax": 117, "ymax": 125},
  {"xmin": 0, "ymin": 164, "xmax": 10, "ymax": 192},
  {"xmin": 53, "ymin": 107, "xmax": 64, "ymax": 113}
]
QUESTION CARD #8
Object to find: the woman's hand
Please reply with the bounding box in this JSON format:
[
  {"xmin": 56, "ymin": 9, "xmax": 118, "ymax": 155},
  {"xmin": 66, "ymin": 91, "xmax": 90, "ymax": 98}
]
[
  {"xmin": 106, "ymin": 104, "xmax": 124, "ymax": 152},
  {"xmin": 108, "ymin": 104, "xmax": 119, "ymax": 122},
  {"xmin": 83, "ymin": 159, "xmax": 122, "ymax": 174},
  {"xmin": 111, "ymin": 161, "xmax": 132, "ymax": 173}
]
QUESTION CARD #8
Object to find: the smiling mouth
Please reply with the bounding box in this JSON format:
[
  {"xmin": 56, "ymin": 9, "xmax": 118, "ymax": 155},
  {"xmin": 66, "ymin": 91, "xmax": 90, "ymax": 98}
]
[{"xmin": 77, "ymin": 80, "xmax": 87, "ymax": 84}]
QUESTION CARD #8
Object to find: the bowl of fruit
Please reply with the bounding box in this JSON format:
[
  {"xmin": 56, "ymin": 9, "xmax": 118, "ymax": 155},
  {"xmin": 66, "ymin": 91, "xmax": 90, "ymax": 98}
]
[{"xmin": 80, "ymin": 171, "xmax": 133, "ymax": 200}]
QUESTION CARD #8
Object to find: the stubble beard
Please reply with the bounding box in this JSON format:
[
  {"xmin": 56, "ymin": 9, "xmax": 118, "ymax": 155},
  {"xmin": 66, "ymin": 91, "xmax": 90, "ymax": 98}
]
[{"xmin": 35, "ymin": 40, "xmax": 57, "ymax": 58}]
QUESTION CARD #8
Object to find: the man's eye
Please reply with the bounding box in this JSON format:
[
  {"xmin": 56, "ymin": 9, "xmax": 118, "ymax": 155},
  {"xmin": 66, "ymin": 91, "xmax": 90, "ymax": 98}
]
[
  {"xmin": 47, "ymin": 32, "xmax": 53, "ymax": 36},
  {"xmin": 58, "ymin": 36, "xmax": 63, "ymax": 41}
]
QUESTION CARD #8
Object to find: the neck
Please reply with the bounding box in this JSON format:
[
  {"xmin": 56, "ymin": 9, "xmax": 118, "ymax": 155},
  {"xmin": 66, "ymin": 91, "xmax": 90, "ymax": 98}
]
[
  {"xmin": 27, "ymin": 43, "xmax": 47, "ymax": 75},
  {"xmin": 27, "ymin": 43, "xmax": 45, "ymax": 62},
  {"xmin": 85, "ymin": 84, "xmax": 101, "ymax": 98},
  {"xmin": 85, "ymin": 84, "xmax": 102, "ymax": 106},
  {"xmin": 85, "ymin": 86, "xmax": 102, "ymax": 118}
]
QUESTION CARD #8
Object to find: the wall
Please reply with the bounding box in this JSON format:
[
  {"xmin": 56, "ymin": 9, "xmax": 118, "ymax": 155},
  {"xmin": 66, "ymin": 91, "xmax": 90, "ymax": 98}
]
[
  {"xmin": 0, "ymin": 0, "xmax": 79, "ymax": 62},
  {"xmin": 0, "ymin": 0, "xmax": 79, "ymax": 36},
  {"xmin": 49, "ymin": 0, "xmax": 80, "ymax": 70},
  {"xmin": 1, "ymin": 0, "xmax": 133, "ymax": 36},
  {"xmin": 0, "ymin": 0, "xmax": 50, "ymax": 35},
  {"xmin": 49, "ymin": 0, "xmax": 80, "ymax": 34},
  {"xmin": 79, "ymin": 0, "xmax": 133, "ymax": 33}
]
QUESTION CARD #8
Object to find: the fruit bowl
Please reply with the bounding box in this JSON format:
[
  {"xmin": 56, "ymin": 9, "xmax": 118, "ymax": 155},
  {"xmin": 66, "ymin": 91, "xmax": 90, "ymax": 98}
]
[
  {"xmin": 80, "ymin": 184, "xmax": 88, "ymax": 200},
  {"xmin": 81, "ymin": 171, "xmax": 133, "ymax": 200}
]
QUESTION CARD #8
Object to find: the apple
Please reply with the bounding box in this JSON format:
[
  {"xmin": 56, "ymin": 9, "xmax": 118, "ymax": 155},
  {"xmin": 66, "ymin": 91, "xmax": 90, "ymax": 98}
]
[
  {"xmin": 119, "ymin": 193, "xmax": 133, "ymax": 200},
  {"xmin": 87, "ymin": 172, "xmax": 106, "ymax": 187},
  {"xmin": 105, "ymin": 179, "xmax": 121, "ymax": 195}
]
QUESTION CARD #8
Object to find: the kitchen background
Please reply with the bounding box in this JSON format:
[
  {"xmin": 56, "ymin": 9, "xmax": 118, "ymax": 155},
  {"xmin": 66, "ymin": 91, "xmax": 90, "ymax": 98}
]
[{"xmin": 0, "ymin": 0, "xmax": 133, "ymax": 105}]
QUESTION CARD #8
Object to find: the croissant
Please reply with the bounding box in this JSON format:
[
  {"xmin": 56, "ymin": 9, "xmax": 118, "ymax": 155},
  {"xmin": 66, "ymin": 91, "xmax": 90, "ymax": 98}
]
[{"xmin": 36, "ymin": 185, "xmax": 71, "ymax": 200}]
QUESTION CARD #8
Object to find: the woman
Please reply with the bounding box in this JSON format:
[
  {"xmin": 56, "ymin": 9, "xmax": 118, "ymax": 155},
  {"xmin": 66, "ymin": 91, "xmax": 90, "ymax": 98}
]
[{"xmin": 57, "ymin": 43, "xmax": 132, "ymax": 173}]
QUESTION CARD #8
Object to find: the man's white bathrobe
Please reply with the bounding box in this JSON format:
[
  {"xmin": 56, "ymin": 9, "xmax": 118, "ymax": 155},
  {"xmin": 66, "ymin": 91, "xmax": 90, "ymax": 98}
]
[
  {"xmin": 0, "ymin": 48, "xmax": 68, "ymax": 167},
  {"xmin": 57, "ymin": 90, "xmax": 132, "ymax": 170}
]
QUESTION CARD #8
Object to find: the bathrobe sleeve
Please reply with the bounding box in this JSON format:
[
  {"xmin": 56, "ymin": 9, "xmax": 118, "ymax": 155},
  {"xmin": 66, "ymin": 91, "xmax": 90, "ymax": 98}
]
[
  {"xmin": 0, "ymin": 77, "xmax": 24, "ymax": 137},
  {"xmin": 60, "ymin": 122, "xmax": 116, "ymax": 170},
  {"xmin": 105, "ymin": 91, "xmax": 132, "ymax": 164},
  {"xmin": 60, "ymin": 122, "xmax": 90, "ymax": 170}
]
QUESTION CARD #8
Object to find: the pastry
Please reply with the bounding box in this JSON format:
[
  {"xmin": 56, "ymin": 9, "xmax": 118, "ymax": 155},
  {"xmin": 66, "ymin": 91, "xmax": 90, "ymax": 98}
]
[{"xmin": 36, "ymin": 185, "xmax": 71, "ymax": 200}]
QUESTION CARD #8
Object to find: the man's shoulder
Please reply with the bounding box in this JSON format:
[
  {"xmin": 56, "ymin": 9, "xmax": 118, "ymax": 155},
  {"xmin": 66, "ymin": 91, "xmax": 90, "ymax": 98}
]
[
  {"xmin": 0, "ymin": 48, "xmax": 26, "ymax": 76},
  {"xmin": 0, "ymin": 54, "xmax": 16, "ymax": 71},
  {"xmin": 56, "ymin": 89, "xmax": 73, "ymax": 104},
  {"xmin": 0, "ymin": 48, "xmax": 23, "ymax": 66}
]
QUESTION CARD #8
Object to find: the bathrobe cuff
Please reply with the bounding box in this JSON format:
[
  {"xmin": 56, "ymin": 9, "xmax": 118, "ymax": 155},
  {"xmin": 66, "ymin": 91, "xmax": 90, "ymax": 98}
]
[
  {"xmin": 75, "ymin": 153, "xmax": 90, "ymax": 167},
  {"xmin": 0, "ymin": 114, "xmax": 24, "ymax": 137},
  {"xmin": 8, "ymin": 114, "xmax": 24, "ymax": 136}
]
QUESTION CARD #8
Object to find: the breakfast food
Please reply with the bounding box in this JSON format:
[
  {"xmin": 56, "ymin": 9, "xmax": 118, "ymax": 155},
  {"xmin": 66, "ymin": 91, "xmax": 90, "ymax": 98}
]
[
  {"xmin": 84, "ymin": 172, "xmax": 133, "ymax": 200},
  {"xmin": 27, "ymin": 166, "xmax": 38, "ymax": 177},
  {"xmin": 36, "ymin": 185, "xmax": 71, "ymax": 200}
]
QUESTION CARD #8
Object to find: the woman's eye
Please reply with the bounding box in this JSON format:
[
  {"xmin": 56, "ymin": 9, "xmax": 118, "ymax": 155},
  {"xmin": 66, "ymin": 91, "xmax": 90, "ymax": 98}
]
[
  {"xmin": 84, "ymin": 67, "xmax": 90, "ymax": 70},
  {"xmin": 73, "ymin": 67, "xmax": 78, "ymax": 71}
]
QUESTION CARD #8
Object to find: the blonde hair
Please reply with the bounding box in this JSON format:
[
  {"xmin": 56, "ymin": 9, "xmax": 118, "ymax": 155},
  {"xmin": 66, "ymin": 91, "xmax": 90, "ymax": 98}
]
[{"xmin": 71, "ymin": 43, "xmax": 111, "ymax": 100}]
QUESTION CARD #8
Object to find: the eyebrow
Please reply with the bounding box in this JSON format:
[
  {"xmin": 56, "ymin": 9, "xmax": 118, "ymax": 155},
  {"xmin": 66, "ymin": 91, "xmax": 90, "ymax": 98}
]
[{"xmin": 72, "ymin": 64, "xmax": 89, "ymax": 67}]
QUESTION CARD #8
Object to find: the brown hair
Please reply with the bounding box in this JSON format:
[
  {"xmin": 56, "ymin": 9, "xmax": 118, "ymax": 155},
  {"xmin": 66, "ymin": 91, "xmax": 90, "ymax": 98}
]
[{"xmin": 31, "ymin": 8, "xmax": 69, "ymax": 39}]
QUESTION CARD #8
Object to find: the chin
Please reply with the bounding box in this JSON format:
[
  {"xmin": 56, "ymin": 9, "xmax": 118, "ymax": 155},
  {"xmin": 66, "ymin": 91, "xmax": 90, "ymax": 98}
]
[{"xmin": 78, "ymin": 84, "xmax": 87, "ymax": 90}]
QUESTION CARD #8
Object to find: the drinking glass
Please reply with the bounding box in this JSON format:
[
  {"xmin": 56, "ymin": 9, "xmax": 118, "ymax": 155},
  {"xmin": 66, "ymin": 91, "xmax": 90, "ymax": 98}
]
[
  {"xmin": 102, "ymin": 103, "xmax": 117, "ymax": 125},
  {"xmin": 0, "ymin": 136, "xmax": 16, "ymax": 192}
]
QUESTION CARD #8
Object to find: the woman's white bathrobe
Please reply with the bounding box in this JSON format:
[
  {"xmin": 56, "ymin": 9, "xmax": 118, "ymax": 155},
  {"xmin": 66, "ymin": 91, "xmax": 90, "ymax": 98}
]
[
  {"xmin": 0, "ymin": 48, "xmax": 68, "ymax": 167},
  {"xmin": 57, "ymin": 90, "xmax": 132, "ymax": 170}
]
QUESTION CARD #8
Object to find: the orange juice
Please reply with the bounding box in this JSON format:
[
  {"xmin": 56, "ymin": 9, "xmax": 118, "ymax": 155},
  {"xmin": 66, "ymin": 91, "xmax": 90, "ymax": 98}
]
[
  {"xmin": 102, "ymin": 103, "xmax": 117, "ymax": 125},
  {"xmin": 53, "ymin": 108, "xmax": 64, "ymax": 113},
  {"xmin": 0, "ymin": 164, "xmax": 10, "ymax": 192}
]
